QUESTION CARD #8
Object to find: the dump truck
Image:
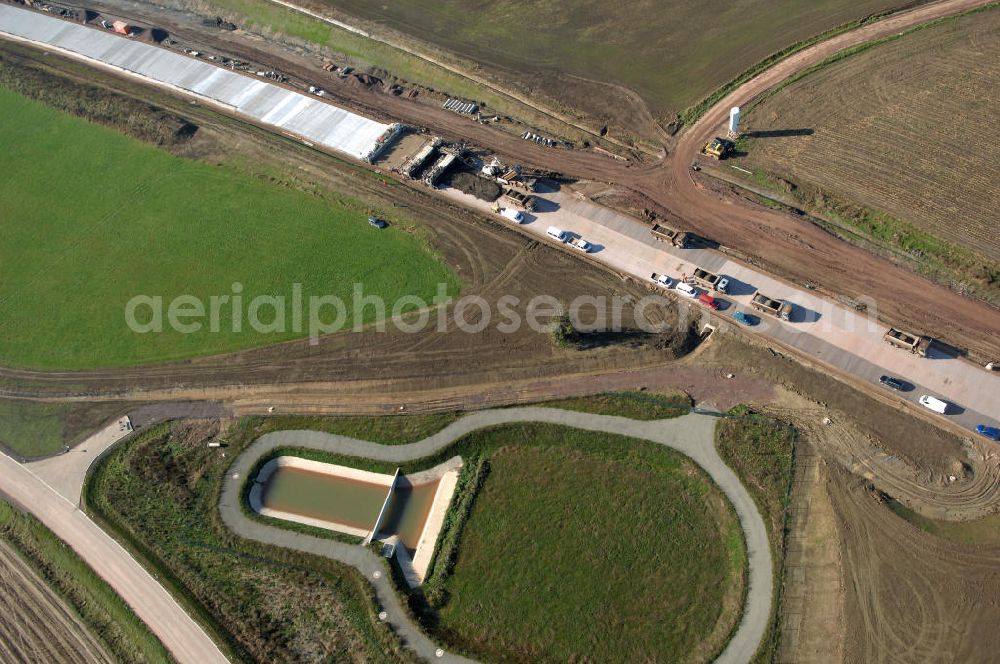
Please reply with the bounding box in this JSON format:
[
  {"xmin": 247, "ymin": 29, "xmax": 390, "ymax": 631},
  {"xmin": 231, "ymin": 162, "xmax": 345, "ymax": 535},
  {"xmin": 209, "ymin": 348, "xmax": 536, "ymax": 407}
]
[
  {"xmin": 883, "ymin": 328, "xmax": 933, "ymax": 356},
  {"xmin": 502, "ymin": 189, "xmax": 535, "ymax": 211},
  {"xmin": 702, "ymin": 137, "xmax": 734, "ymax": 160},
  {"xmin": 692, "ymin": 267, "xmax": 721, "ymax": 291},
  {"xmin": 751, "ymin": 291, "xmax": 792, "ymax": 320},
  {"xmin": 650, "ymin": 223, "xmax": 687, "ymax": 247}
]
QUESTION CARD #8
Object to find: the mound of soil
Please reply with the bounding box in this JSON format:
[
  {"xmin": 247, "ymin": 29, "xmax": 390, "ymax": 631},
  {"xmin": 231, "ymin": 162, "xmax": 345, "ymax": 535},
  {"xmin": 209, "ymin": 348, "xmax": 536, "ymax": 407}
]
[
  {"xmin": 447, "ymin": 171, "xmax": 501, "ymax": 201},
  {"xmin": 0, "ymin": 52, "xmax": 197, "ymax": 146}
]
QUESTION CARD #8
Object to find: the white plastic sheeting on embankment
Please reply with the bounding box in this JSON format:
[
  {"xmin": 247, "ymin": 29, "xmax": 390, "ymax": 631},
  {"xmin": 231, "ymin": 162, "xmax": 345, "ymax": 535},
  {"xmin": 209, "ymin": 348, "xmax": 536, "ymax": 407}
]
[{"xmin": 0, "ymin": 4, "xmax": 390, "ymax": 160}]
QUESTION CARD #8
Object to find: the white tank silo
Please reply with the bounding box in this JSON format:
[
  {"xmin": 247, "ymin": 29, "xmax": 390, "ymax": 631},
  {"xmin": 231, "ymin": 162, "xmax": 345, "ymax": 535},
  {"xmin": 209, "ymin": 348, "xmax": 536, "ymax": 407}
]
[{"xmin": 728, "ymin": 106, "xmax": 741, "ymax": 136}]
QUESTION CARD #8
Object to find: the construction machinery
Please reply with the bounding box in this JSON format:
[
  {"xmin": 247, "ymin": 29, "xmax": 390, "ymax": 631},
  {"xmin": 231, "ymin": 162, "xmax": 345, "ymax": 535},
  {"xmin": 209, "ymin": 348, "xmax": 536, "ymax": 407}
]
[
  {"xmin": 751, "ymin": 291, "xmax": 792, "ymax": 321},
  {"xmin": 883, "ymin": 328, "xmax": 933, "ymax": 356},
  {"xmin": 701, "ymin": 137, "xmax": 734, "ymax": 160},
  {"xmin": 502, "ymin": 189, "xmax": 535, "ymax": 211},
  {"xmin": 650, "ymin": 223, "xmax": 688, "ymax": 248},
  {"xmin": 692, "ymin": 267, "xmax": 722, "ymax": 291}
]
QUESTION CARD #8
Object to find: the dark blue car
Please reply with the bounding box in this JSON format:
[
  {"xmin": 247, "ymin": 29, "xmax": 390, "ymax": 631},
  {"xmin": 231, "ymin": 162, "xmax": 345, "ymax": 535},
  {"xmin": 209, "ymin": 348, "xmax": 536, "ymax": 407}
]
[{"xmin": 976, "ymin": 424, "xmax": 1000, "ymax": 441}]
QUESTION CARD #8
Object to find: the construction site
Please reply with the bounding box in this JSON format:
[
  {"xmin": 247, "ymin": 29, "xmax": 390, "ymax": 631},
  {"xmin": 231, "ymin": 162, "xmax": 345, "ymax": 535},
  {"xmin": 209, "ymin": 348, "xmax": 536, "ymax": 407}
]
[{"xmin": 0, "ymin": 0, "xmax": 998, "ymax": 663}]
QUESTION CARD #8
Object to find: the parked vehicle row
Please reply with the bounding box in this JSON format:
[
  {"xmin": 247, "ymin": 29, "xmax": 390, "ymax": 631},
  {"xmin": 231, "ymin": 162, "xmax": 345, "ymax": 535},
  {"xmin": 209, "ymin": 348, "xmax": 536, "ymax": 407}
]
[
  {"xmin": 877, "ymin": 375, "xmax": 995, "ymax": 440},
  {"xmin": 649, "ymin": 273, "xmax": 725, "ymax": 311},
  {"xmin": 545, "ymin": 226, "xmax": 593, "ymax": 253}
]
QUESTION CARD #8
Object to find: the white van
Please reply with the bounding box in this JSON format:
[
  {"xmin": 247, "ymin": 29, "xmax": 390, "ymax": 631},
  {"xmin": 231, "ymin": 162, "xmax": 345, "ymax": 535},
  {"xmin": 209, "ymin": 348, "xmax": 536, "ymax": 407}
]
[
  {"xmin": 500, "ymin": 208, "xmax": 524, "ymax": 223},
  {"xmin": 546, "ymin": 226, "xmax": 567, "ymax": 242},
  {"xmin": 919, "ymin": 395, "xmax": 949, "ymax": 414},
  {"xmin": 676, "ymin": 282, "xmax": 698, "ymax": 298}
]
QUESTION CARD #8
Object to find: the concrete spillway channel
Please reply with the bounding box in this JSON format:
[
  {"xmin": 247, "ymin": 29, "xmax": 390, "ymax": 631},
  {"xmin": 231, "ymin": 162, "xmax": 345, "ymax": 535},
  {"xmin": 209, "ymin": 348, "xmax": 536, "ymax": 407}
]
[{"xmin": 219, "ymin": 408, "xmax": 773, "ymax": 664}]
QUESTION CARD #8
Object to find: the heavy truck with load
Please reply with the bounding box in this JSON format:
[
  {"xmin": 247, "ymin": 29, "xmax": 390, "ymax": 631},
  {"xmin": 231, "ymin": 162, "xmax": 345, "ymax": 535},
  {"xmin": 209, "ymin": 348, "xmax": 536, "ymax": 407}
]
[
  {"xmin": 883, "ymin": 327, "xmax": 933, "ymax": 356},
  {"xmin": 502, "ymin": 189, "xmax": 536, "ymax": 211},
  {"xmin": 692, "ymin": 267, "xmax": 728, "ymax": 293},
  {"xmin": 750, "ymin": 291, "xmax": 792, "ymax": 321},
  {"xmin": 650, "ymin": 223, "xmax": 688, "ymax": 248}
]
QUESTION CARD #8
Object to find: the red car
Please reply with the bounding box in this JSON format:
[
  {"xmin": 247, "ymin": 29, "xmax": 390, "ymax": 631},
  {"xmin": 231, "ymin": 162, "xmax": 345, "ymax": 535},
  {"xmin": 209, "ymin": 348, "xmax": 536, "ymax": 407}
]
[{"xmin": 698, "ymin": 292, "xmax": 720, "ymax": 309}]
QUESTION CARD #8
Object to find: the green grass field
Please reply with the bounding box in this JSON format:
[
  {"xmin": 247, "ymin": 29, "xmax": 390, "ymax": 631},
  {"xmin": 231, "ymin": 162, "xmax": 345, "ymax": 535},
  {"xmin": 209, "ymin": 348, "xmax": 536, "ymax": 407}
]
[
  {"xmin": 0, "ymin": 399, "xmax": 131, "ymax": 458},
  {"xmin": 436, "ymin": 444, "xmax": 743, "ymax": 663},
  {"xmin": 0, "ymin": 400, "xmax": 67, "ymax": 458},
  {"xmin": 0, "ymin": 88, "xmax": 457, "ymax": 369},
  {"xmin": 0, "ymin": 500, "xmax": 171, "ymax": 663},
  {"xmin": 324, "ymin": 0, "xmax": 905, "ymax": 118},
  {"xmin": 715, "ymin": 407, "xmax": 796, "ymax": 664}
]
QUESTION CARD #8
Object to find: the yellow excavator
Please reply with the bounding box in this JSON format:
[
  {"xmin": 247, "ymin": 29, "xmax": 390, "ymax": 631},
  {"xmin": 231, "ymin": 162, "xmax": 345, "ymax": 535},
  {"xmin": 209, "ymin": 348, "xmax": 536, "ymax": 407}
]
[{"xmin": 701, "ymin": 137, "xmax": 734, "ymax": 160}]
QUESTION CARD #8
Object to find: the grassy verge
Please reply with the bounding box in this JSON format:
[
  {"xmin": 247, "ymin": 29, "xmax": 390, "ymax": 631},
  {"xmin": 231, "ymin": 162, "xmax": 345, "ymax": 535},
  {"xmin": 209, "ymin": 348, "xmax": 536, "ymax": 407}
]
[
  {"xmin": 248, "ymin": 412, "xmax": 459, "ymax": 444},
  {"xmin": 420, "ymin": 456, "xmax": 489, "ymax": 606},
  {"xmin": 0, "ymin": 80, "xmax": 458, "ymax": 369},
  {"xmin": 715, "ymin": 405, "xmax": 796, "ymax": 664},
  {"xmin": 263, "ymin": 421, "xmax": 745, "ymax": 663},
  {"xmin": 0, "ymin": 399, "xmax": 131, "ymax": 459},
  {"xmin": 886, "ymin": 498, "xmax": 1000, "ymax": 547},
  {"xmin": 0, "ymin": 500, "xmax": 171, "ymax": 663},
  {"xmin": 541, "ymin": 390, "xmax": 692, "ymax": 420},
  {"xmin": 0, "ymin": 51, "xmax": 196, "ymax": 146},
  {"xmin": 85, "ymin": 419, "xmax": 418, "ymax": 664},
  {"xmin": 192, "ymin": 0, "xmax": 581, "ymax": 142}
]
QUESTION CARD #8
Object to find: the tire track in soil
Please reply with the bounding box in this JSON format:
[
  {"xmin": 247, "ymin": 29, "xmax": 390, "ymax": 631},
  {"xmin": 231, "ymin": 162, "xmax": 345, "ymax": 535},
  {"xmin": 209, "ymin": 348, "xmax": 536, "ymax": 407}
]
[{"xmin": 828, "ymin": 463, "xmax": 1000, "ymax": 664}]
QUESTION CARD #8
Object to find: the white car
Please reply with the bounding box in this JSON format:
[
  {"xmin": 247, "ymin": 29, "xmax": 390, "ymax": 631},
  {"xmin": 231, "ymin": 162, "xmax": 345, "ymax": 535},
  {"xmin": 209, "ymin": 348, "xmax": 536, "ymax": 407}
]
[
  {"xmin": 650, "ymin": 273, "xmax": 673, "ymax": 288},
  {"xmin": 716, "ymin": 277, "xmax": 730, "ymax": 294},
  {"xmin": 676, "ymin": 282, "xmax": 698, "ymax": 298}
]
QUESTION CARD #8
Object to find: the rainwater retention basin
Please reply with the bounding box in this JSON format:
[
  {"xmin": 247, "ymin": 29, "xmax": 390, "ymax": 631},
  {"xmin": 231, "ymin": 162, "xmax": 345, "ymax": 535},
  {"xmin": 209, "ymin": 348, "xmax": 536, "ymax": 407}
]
[{"xmin": 249, "ymin": 455, "xmax": 462, "ymax": 585}]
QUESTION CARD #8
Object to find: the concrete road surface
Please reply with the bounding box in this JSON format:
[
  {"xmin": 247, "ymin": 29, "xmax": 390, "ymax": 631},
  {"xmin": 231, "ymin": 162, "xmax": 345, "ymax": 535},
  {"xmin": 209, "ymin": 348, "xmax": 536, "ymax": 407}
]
[
  {"xmin": 442, "ymin": 184, "xmax": 1000, "ymax": 435},
  {"xmin": 0, "ymin": 453, "xmax": 228, "ymax": 664}
]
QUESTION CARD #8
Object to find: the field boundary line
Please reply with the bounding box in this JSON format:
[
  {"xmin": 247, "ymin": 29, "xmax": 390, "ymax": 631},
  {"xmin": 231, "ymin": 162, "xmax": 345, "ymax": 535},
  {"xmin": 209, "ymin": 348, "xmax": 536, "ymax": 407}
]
[{"xmin": 259, "ymin": 0, "xmax": 650, "ymax": 155}]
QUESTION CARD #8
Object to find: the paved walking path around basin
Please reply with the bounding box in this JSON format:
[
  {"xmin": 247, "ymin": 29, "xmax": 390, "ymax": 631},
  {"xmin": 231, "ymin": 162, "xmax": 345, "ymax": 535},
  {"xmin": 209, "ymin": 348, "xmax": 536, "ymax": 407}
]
[{"xmin": 219, "ymin": 407, "xmax": 772, "ymax": 664}]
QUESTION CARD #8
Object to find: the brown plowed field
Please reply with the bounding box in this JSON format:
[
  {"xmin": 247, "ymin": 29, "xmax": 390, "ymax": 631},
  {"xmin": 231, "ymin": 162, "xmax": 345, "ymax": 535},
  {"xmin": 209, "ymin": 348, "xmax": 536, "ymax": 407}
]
[
  {"xmin": 0, "ymin": 539, "xmax": 113, "ymax": 664},
  {"xmin": 314, "ymin": 0, "xmax": 908, "ymax": 139},
  {"xmin": 738, "ymin": 7, "xmax": 1000, "ymax": 263}
]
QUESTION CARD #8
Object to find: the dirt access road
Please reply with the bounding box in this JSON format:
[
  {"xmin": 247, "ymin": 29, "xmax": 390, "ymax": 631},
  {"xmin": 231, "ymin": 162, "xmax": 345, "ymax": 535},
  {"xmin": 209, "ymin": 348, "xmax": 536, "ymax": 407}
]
[
  {"xmin": 652, "ymin": 0, "xmax": 1000, "ymax": 361},
  {"xmin": 227, "ymin": 0, "xmax": 1000, "ymax": 359}
]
